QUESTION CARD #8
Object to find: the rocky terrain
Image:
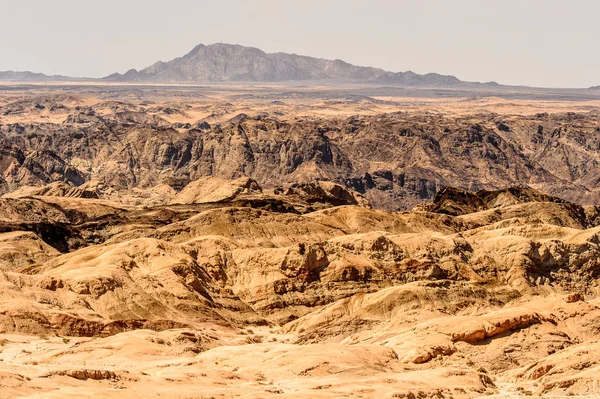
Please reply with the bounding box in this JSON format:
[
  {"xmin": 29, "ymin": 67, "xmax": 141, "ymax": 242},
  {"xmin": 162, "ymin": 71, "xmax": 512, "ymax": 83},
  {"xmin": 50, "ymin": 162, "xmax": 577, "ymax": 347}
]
[
  {"xmin": 0, "ymin": 87, "xmax": 599, "ymax": 398},
  {"xmin": 1, "ymin": 90, "xmax": 600, "ymax": 211},
  {"xmin": 0, "ymin": 173, "xmax": 600, "ymax": 398}
]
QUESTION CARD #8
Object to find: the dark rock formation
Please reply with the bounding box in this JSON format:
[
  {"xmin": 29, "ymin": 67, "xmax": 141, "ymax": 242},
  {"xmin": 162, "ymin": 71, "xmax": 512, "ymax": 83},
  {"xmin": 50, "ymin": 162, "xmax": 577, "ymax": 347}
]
[{"xmin": 2, "ymin": 99, "xmax": 600, "ymax": 210}]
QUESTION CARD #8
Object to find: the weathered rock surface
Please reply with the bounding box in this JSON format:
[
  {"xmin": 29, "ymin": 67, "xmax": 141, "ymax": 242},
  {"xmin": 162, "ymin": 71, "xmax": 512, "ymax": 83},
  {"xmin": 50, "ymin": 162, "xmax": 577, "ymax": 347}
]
[{"xmin": 2, "ymin": 99, "xmax": 600, "ymax": 211}]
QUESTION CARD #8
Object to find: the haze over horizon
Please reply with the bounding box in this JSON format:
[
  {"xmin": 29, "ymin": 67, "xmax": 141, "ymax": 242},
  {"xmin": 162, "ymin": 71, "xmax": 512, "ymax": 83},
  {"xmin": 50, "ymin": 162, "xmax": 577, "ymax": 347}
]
[{"xmin": 1, "ymin": 0, "xmax": 599, "ymax": 88}]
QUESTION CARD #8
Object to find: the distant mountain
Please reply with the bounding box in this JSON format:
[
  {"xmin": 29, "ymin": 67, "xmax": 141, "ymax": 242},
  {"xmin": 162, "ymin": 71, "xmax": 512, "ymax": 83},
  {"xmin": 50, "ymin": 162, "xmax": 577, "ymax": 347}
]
[
  {"xmin": 0, "ymin": 43, "xmax": 500, "ymax": 87},
  {"xmin": 103, "ymin": 43, "xmax": 465, "ymax": 86},
  {"xmin": 0, "ymin": 70, "xmax": 79, "ymax": 82}
]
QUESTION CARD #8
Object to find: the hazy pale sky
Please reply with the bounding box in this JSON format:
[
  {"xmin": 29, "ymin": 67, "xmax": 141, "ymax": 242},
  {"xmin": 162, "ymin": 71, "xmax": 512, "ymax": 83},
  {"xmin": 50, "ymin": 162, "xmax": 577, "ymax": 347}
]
[{"xmin": 0, "ymin": 0, "xmax": 598, "ymax": 88}]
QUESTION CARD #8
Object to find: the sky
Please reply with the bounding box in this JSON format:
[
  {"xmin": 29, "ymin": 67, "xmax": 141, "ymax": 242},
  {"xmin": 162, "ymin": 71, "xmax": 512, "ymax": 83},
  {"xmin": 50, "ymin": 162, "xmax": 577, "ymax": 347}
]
[{"xmin": 0, "ymin": 0, "xmax": 598, "ymax": 88}]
